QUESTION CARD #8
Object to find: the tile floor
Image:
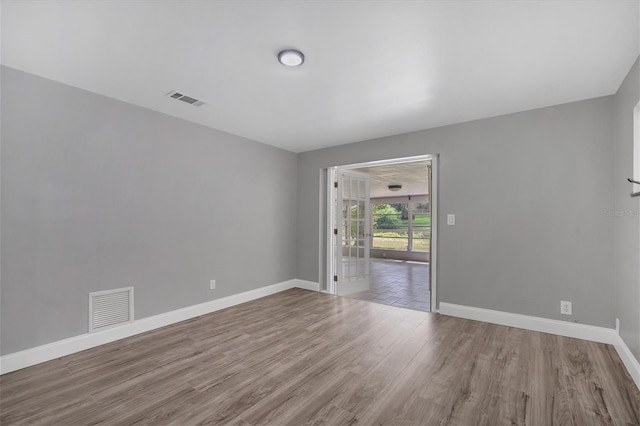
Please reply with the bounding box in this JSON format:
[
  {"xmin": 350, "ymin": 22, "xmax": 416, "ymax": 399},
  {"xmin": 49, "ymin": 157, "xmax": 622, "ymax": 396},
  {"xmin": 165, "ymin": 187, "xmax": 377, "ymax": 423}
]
[{"xmin": 344, "ymin": 258, "xmax": 430, "ymax": 311}]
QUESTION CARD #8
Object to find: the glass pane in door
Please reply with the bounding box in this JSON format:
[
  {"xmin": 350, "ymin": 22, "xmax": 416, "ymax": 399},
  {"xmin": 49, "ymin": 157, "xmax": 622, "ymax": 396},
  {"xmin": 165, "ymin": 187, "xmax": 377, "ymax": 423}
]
[{"xmin": 340, "ymin": 175, "xmax": 369, "ymax": 281}]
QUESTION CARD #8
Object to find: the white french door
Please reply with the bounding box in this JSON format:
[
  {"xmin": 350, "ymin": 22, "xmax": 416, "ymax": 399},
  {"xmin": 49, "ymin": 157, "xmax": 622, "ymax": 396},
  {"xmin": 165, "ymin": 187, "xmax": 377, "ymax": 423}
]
[{"xmin": 331, "ymin": 170, "xmax": 371, "ymax": 296}]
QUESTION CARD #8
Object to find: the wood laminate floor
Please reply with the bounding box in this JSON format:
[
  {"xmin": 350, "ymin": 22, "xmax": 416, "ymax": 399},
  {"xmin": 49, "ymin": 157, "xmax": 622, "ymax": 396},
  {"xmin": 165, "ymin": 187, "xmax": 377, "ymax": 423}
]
[{"xmin": 1, "ymin": 288, "xmax": 639, "ymax": 425}]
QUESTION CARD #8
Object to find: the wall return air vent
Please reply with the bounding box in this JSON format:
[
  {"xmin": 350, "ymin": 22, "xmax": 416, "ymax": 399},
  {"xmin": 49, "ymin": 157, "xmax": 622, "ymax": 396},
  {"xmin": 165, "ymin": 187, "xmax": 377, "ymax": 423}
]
[
  {"xmin": 89, "ymin": 287, "xmax": 134, "ymax": 333},
  {"xmin": 166, "ymin": 91, "xmax": 206, "ymax": 107}
]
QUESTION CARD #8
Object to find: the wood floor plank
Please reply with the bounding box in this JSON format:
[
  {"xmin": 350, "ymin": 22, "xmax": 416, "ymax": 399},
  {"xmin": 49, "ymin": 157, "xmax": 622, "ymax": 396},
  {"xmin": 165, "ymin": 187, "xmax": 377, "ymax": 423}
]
[
  {"xmin": 304, "ymin": 404, "xmax": 357, "ymax": 426},
  {"xmin": 1, "ymin": 288, "xmax": 638, "ymax": 426},
  {"xmin": 354, "ymin": 358, "xmax": 434, "ymax": 425},
  {"xmin": 339, "ymin": 337, "xmax": 425, "ymax": 417},
  {"xmin": 565, "ymin": 374, "xmax": 616, "ymax": 426},
  {"xmin": 560, "ymin": 336, "xmax": 599, "ymax": 382}
]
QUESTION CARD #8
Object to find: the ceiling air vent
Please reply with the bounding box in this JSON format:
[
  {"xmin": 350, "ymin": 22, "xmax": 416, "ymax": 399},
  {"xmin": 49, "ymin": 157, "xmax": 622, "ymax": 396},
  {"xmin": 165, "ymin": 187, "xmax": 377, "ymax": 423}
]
[
  {"xmin": 89, "ymin": 287, "xmax": 134, "ymax": 333},
  {"xmin": 166, "ymin": 91, "xmax": 206, "ymax": 107}
]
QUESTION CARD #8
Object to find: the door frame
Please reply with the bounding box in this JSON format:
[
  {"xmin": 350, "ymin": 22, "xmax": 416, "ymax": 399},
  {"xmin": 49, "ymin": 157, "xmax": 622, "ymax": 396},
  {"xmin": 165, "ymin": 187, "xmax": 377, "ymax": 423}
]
[{"xmin": 322, "ymin": 154, "xmax": 439, "ymax": 313}]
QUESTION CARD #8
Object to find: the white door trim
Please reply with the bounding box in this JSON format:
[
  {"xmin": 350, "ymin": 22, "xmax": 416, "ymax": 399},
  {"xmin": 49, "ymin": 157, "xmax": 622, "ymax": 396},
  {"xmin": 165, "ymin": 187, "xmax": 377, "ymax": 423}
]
[
  {"xmin": 325, "ymin": 167, "xmax": 336, "ymax": 293},
  {"xmin": 430, "ymin": 155, "xmax": 439, "ymax": 312},
  {"xmin": 335, "ymin": 155, "xmax": 433, "ymax": 171}
]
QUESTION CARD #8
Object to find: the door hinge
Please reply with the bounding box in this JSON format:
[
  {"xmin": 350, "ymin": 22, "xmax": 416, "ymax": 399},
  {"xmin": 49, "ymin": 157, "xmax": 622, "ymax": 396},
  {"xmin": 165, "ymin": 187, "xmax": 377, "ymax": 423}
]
[
  {"xmin": 334, "ymin": 228, "xmax": 338, "ymax": 235},
  {"xmin": 334, "ymin": 182, "xmax": 338, "ymax": 188},
  {"xmin": 333, "ymin": 275, "xmax": 338, "ymax": 282}
]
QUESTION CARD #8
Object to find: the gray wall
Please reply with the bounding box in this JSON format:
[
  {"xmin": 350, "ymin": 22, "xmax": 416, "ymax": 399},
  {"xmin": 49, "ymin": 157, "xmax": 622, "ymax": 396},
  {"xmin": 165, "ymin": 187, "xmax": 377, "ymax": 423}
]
[
  {"xmin": 298, "ymin": 96, "xmax": 615, "ymax": 328},
  {"xmin": 0, "ymin": 66, "xmax": 298, "ymax": 355},
  {"xmin": 3, "ymin": 59, "xmax": 636, "ymax": 358},
  {"xmin": 613, "ymin": 57, "xmax": 640, "ymax": 361}
]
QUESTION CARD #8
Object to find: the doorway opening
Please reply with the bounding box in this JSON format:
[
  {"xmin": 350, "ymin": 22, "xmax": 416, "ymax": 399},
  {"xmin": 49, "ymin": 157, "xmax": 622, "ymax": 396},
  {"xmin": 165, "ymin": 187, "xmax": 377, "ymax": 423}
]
[{"xmin": 324, "ymin": 155, "xmax": 438, "ymax": 312}]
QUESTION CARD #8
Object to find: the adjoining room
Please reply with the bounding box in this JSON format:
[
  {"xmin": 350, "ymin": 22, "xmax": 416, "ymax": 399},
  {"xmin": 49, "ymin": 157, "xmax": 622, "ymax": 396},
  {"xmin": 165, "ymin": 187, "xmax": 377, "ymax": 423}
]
[{"xmin": 338, "ymin": 159, "xmax": 433, "ymax": 311}]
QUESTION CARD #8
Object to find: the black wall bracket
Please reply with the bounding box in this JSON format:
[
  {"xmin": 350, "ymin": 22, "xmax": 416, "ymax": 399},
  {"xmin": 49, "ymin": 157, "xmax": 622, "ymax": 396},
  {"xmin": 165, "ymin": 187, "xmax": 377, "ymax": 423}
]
[{"xmin": 628, "ymin": 178, "xmax": 640, "ymax": 197}]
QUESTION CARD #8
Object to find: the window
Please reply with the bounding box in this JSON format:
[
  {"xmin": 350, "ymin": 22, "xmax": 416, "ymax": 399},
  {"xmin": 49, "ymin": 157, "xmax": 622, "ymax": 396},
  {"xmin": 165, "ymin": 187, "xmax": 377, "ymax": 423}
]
[
  {"xmin": 412, "ymin": 202, "xmax": 431, "ymax": 251},
  {"xmin": 372, "ymin": 201, "xmax": 431, "ymax": 252},
  {"xmin": 372, "ymin": 203, "xmax": 408, "ymax": 250}
]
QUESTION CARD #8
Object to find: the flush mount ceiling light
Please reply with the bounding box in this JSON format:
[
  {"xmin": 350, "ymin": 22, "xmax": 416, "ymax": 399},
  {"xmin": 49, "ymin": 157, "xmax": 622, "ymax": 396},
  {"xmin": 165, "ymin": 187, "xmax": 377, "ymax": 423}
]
[
  {"xmin": 388, "ymin": 184, "xmax": 402, "ymax": 192},
  {"xmin": 278, "ymin": 49, "xmax": 304, "ymax": 67}
]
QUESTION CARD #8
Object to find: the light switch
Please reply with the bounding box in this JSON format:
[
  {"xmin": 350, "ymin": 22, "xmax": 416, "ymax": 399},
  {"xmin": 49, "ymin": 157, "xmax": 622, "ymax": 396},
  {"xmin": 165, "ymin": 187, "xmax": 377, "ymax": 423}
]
[{"xmin": 447, "ymin": 214, "xmax": 455, "ymax": 225}]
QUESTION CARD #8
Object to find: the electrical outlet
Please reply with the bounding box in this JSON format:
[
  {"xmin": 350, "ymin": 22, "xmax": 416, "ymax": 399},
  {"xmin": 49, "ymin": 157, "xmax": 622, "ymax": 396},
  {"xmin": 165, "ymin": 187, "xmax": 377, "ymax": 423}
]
[
  {"xmin": 210, "ymin": 279, "xmax": 216, "ymax": 290},
  {"xmin": 447, "ymin": 214, "xmax": 455, "ymax": 225},
  {"xmin": 560, "ymin": 300, "xmax": 572, "ymax": 315}
]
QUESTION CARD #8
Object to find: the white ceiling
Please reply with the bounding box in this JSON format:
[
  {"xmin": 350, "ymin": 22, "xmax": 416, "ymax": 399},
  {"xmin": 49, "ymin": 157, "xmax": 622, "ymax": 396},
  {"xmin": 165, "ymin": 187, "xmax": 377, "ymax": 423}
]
[
  {"xmin": 353, "ymin": 161, "xmax": 430, "ymax": 199},
  {"xmin": 2, "ymin": 1, "xmax": 638, "ymax": 153}
]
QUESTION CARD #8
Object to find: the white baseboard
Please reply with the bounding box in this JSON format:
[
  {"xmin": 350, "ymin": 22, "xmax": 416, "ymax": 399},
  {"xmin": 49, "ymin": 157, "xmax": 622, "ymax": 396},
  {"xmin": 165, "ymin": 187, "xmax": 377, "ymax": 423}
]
[
  {"xmin": 1, "ymin": 278, "xmax": 319, "ymax": 375},
  {"xmin": 439, "ymin": 302, "xmax": 616, "ymax": 344},
  {"xmin": 439, "ymin": 302, "xmax": 640, "ymax": 389},
  {"xmin": 292, "ymin": 279, "xmax": 320, "ymax": 292},
  {"xmin": 5, "ymin": 288, "xmax": 637, "ymax": 391},
  {"xmin": 612, "ymin": 333, "xmax": 640, "ymax": 390}
]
